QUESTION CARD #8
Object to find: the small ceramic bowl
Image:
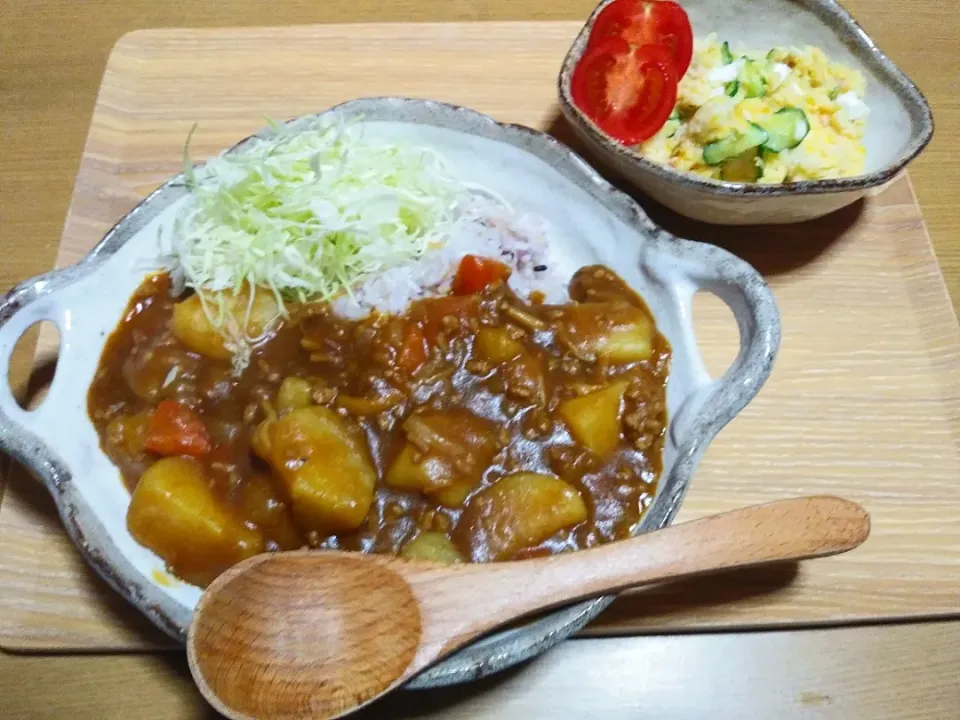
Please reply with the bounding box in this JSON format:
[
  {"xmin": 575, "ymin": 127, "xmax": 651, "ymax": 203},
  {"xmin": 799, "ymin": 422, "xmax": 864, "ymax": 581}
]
[
  {"xmin": 558, "ymin": 0, "xmax": 934, "ymax": 225},
  {"xmin": 0, "ymin": 98, "xmax": 780, "ymax": 688}
]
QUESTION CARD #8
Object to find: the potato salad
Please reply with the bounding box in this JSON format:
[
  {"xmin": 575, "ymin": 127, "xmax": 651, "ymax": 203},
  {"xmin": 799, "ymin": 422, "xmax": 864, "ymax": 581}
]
[{"xmin": 640, "ymin": 33, "xmax": 870, "ymax": 183}]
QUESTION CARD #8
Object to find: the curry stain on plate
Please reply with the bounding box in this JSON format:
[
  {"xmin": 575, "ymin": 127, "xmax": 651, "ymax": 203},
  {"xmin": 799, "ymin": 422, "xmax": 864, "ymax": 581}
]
[{"xmin": 151, "ymin": 568, "xmax": 176, "ymax": 587}]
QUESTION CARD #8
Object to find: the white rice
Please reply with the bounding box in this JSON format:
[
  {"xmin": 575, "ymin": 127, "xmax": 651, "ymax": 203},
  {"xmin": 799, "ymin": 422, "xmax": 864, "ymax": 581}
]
[{"xmin": 332, "ymin": 195, "xmax": 574, "ymax": 319}]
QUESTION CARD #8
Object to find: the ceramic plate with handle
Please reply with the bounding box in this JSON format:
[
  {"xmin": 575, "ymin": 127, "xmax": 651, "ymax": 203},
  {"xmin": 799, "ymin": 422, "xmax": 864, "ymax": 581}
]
[{"xmin": 0, "ymin": 97, "xmax": 780, "ymax": 688}]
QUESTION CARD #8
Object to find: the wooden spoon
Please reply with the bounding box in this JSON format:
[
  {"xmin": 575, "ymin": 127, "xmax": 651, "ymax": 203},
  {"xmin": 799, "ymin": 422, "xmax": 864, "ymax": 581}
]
[{"xmin": 188, "ymin": 496, "xmax": 869, "ymax": 720}]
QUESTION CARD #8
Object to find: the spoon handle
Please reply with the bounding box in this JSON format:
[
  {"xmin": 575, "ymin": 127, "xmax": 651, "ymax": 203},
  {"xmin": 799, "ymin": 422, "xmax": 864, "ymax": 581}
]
[{"xmin": 443, "ymin": 496, "xmax": 869, "ymax": 641}]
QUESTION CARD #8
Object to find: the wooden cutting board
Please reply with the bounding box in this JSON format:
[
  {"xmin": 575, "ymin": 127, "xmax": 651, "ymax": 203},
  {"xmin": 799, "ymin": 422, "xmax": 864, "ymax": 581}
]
[{"xmin": 2, "ymin": 22, "xmax": 959, "ymax": 651}]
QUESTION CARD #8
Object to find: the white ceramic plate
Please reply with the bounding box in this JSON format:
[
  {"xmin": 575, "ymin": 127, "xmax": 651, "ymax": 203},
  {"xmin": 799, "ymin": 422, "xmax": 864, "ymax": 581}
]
[{"xmin": 0, "ymin": 98, "xmax": 780, "ymax": 688}]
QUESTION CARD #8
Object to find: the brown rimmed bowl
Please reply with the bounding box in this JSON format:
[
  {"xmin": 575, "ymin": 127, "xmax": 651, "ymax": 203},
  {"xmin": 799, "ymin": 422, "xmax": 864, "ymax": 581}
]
[{"xmin": 558, "ymin": 0, "xmax": 934, "ymax": 225}]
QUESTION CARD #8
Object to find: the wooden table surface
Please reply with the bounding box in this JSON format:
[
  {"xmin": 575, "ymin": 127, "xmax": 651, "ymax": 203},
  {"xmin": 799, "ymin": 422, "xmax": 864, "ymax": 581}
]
[{"xmin": 2, "ymin": 1, "xmax": 958, "ymax": 717}]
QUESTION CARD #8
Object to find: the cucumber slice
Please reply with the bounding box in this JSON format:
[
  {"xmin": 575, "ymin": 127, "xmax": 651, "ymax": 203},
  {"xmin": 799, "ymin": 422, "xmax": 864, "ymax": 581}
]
[
  {"xmin": 766, "ymin": 48, "xmax": 788, "ymax": 63},
  {"xmin": 725, "ymin": 80, "xmax": 740, "ymax": 97},
  {"xmin": 721, "ymin": 41, "xmax": 734, "ymax": 65},
  {"xmin": 760, "ymin": 107, "xmax": 810, "ymax": 152},
  {"xmin": 664, "ymin": 108, "xmax": 681, "ymax": 137},
  {"xmin": 739, "ymin": 59, "xmax": 767, "ymax": 98},
  {"xmin": 720, "ymin": 148, "xmax": 763, "ymax": 182},
  {"xmin": 702, "ymin": 124, "xmax": 769, "ymax": 166}
]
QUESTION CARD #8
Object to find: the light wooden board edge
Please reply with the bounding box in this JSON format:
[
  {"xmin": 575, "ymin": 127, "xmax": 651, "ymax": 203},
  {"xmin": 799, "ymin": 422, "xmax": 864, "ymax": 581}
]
[{"xmin": 2, "ymin": 21, "xmax": 960, "ymax": 651}]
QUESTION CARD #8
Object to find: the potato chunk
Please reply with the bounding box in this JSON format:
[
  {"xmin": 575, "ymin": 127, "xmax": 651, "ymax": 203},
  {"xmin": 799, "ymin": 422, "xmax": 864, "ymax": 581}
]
[
  {"xmin": 401, "ymin": 409, "xmax": 498, "ymax": 477},
  {"xmin": 385, "ymin": 442, "xmax": 445, "ymax": 492},
  {"xmin": 263, "ymin": 407, "xmax": 377, "ymax": 533},
  {"xmin": 474, "ymin": 328, "xmax": 523, "ymax": 364},
  {"xmin": 171, "ymin": 289, "xmax": 279, "ymax": 360},
  {"xmin": 385, "ymin": 409, "xmax": 498, "ymax": 507},
  {"xmin": 456, "ymin": 472, "xmax": 587, "ymax": 562},
  {"xmin": 277, "ymin": 376, "xmax": 313, "ymax": 412},
  {"xmin": 385, "ymin": 443, "xmax": 476, "ymax": 507},
  {"xmin": 558, "ymin": 381, "xmax": 629, "ymax": 457},
  {"xmin": 127, "ymin": 457, "xmax": 263, "ymax": 587},
  {"xmin": 559, "ymin": 302, "xmax": 654, "ymax": 363},
  {"xmin": 400, "ymin": 532, "xmax": 464, "ymax": 563},
  {"xmin": 474, "ymin": 329, "xmax": 545, "ymax": 402}
]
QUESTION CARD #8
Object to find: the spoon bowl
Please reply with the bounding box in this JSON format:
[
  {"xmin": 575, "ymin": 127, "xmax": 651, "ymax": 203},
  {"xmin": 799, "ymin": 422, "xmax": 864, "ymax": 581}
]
[
  {"xmin": 190, "ymin": 553, "xmax": 423, "ymax": 719},
  {"xmin": 188, "ymin": 496, "xmax": 870, "ymax": 720}
]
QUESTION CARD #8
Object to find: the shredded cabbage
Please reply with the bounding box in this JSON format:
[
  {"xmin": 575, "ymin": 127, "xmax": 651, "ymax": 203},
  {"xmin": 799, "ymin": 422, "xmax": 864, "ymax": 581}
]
[{"xmin": 165, "ymin": 117, "xmax": 498, "ymax": 370}]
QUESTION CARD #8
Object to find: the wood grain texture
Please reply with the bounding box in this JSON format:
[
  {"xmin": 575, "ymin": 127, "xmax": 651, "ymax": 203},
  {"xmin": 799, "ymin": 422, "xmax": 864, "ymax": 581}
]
[
  {"xmin": 5, "ymin": 622, "xmax": 960, "ymax": 720},
  {"xmin": 1, "ymin": 1, "xmax": 959, "ymax": 718},
  {"xmin": 187, "ymin": 498, "xmax": 869, "ymax": 720},
  {"xmin": 191, "ymin": 554, "xmax": 424, "ymax": 720},
  {"xmin": 1, "ymin": 21, "xmax": 959, "ymax": 652}
]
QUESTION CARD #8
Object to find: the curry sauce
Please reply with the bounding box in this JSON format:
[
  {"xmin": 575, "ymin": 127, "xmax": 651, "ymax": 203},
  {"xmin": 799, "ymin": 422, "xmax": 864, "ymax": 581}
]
[{"xmin": 88, "ymin": 265, "xmax": 670, "ymax": 587}]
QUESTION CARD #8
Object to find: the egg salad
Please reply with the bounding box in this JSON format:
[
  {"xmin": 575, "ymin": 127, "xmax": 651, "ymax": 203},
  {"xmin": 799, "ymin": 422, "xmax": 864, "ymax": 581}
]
[{"xmin": 639, "ymin": 33, "xmax": 869, "ymax": 183}]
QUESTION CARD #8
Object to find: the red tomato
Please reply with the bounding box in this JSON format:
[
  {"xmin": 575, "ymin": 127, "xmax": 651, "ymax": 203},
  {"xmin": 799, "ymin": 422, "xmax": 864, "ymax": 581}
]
[
  {"xmin": 452, "ymin": 255, "xmax": 511, "ymax": 296},
  {"xmin": 571, "ymin": 39, "xmax": 678, "ymax": 145},
  {"xmin": 589, "ymin": 0, "xmax": 694, "ymax": 78},
  {"xmin": 144, "ymin": 400, "xmax": 212, "ymax": 458}
]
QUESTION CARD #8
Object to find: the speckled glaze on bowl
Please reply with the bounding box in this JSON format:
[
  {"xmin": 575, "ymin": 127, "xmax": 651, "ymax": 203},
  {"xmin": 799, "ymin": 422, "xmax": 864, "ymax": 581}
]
[
  {"xmin": 0, "ymin": 98, "xmax": 779, "ymax": 689},
  {"xmin": 558, "ymin": 0, "xmax": 934, "ymax": 225}
]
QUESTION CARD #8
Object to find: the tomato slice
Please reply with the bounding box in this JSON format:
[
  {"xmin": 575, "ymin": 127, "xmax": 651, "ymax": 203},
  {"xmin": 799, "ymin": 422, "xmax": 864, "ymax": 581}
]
[
  {"xmin": 571, "ymin": 39, "xmax": 678, "ymax": 145},
  {"xmin": 452, "ymin": 255, "xmax": 511, "ymax": 295},
  {"xmin": 588, "ymin": 0, "xmax": 694, "ymax": 78}
]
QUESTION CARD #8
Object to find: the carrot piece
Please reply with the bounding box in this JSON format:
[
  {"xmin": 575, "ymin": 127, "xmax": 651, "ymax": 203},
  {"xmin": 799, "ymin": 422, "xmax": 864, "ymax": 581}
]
[
  {"xmin": 452, "ymin": 255, "xmax": 510, "ymax": 295},
  {"xmin": 144, "ymin": 400, "xmax": 212, "ymax": 458},
  {"xmin": 397, "ymin": 323, "xmax": 427, "ymax": 375}
]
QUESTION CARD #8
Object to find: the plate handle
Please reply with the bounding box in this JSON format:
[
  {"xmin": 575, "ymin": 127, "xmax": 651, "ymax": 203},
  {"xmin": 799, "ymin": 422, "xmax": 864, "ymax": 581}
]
[
  {"xmin": 0, "ymin": 269, "xmax": 70, "ymax": 476},
  {"xmin": 666, "ymin": 239, "xmax": 781, "ymax": 455}
]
